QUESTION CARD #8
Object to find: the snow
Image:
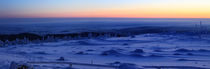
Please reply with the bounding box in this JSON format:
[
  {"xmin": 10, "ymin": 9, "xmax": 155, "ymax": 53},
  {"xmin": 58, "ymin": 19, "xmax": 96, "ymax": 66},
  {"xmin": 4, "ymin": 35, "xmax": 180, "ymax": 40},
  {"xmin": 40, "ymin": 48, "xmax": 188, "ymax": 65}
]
[{"xmin": 0, "ymin": 33, "xmax": 210, "ymax": 69}]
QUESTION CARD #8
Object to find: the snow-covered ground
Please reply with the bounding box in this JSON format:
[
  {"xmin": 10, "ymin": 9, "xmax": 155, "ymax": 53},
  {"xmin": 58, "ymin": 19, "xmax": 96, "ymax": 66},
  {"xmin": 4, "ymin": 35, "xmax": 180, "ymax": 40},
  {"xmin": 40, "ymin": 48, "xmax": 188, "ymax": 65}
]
[{"xmin": 0, "ymin": 33, "xmax": 210, "ymax": 69}]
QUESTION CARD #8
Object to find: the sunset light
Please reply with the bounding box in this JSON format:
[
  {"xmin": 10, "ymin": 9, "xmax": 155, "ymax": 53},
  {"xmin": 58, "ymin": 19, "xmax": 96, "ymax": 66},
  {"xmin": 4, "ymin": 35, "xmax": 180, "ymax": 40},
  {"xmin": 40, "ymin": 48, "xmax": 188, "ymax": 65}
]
[{"xmin": 1, "ymin": 0, "xmax": 210, "ymax": 18}]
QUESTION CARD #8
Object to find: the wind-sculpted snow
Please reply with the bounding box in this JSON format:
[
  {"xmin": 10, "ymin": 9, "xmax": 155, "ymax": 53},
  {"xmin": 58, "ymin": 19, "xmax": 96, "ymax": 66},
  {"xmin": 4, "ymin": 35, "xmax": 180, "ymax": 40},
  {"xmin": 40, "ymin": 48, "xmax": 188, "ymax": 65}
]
[
  {"xmin": 101, "ymin": 49, "xmax": 122, "ymax": 56},
  {"xmin": 175, "ymin": 49, "xmax": 210, "ymax": 52},
  {"xmin": 0, "ymin": 33, "xmax": 210, "ymax": 69}
]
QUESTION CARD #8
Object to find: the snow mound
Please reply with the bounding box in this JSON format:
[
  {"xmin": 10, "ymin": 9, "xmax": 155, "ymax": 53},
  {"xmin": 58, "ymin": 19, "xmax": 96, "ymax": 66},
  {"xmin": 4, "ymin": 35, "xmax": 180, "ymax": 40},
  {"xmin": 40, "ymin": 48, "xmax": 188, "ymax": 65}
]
[
  {"xmin": 131, "ymin": 49, "xmax": 144, "ymax": 53},
  {"xmin": 148, "ymin": 54, "xmax": 163, "ymax": 57},
  {"xmin": 175, "ymin": 49, "xmax": 210, "ymax": 52},
  {"xmin": 56, "ymin": 57, "xmax": 65, "ymax": 61},
  {"xmin": 101, "ymin": 50, "xmax": 122, "ymax": 56},
  {"xmin": 197, "ymin": 49, "xmax": 210, "ymax": 52},
  {"xmin": 173, "ymin": 53, "xmax": 182, "ymax": 55},
  {"xmin": 153, "ymin": 49, "xmax": 163, "ymax": 52},
  {"xmin": 175, "ymin": 49, "xmax": 193, "ymax": 52},
  {"xmin": 118, "ymin": 63, "xmax": 143, "ymax": 69},
  {"xmin": 76, "ymin": 51, "xmax": 88, "ymax": 55},
  {"xmin": 32, "ymin": 51, "xmax": 49, "ymax": 55}
]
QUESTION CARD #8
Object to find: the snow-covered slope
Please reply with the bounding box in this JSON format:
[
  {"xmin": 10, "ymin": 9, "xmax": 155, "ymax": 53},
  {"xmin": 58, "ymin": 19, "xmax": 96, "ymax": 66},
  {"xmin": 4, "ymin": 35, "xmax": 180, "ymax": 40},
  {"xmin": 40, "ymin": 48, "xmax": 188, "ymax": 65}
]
[{"xmin": 0, "ymin": 33, "xmax": 210, "ymax": 69}]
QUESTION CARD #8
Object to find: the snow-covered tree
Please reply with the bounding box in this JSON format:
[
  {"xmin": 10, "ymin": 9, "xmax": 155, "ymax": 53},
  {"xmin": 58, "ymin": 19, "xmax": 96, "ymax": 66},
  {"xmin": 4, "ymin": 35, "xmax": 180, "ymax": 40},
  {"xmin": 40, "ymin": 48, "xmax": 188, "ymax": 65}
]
[
  {"xmin": 0, "ymin": 40, "xmax": 4, "ymax": 46},
  {"xmin": 20, "ymin": 37, "xmax": 30, "ymax": 44},
  {"xmin": 4, "ymin": 40, "xmax": 11, "ymax": 46}
]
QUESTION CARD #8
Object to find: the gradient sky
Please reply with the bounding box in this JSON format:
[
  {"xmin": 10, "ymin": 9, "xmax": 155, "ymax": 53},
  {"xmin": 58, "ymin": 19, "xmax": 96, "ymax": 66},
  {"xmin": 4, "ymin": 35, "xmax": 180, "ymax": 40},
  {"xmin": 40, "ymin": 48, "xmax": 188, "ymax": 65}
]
[{"xmin": 1, "ymin": 0, "xmax": 210, "ymax": 18}]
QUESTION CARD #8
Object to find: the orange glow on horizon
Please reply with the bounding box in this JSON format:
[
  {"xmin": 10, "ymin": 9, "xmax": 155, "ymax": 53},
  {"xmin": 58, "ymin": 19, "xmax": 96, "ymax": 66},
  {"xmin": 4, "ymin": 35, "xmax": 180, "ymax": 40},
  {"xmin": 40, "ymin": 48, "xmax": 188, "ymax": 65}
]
[
  {"xmin": 1, "ymin": 0, "xmax": 210, "ymax": 18},
  {"xmin": 3, "ymin": 6, "xmax": 210, "ymax": 18}
]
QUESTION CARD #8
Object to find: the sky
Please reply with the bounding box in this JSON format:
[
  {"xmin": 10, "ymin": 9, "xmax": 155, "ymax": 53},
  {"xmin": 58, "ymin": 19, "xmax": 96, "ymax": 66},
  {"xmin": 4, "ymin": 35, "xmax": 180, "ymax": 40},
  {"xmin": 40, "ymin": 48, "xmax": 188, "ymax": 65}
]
[{"xmin": 0, "ymin": 0, "xmax": 210, "ymax": 18}]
